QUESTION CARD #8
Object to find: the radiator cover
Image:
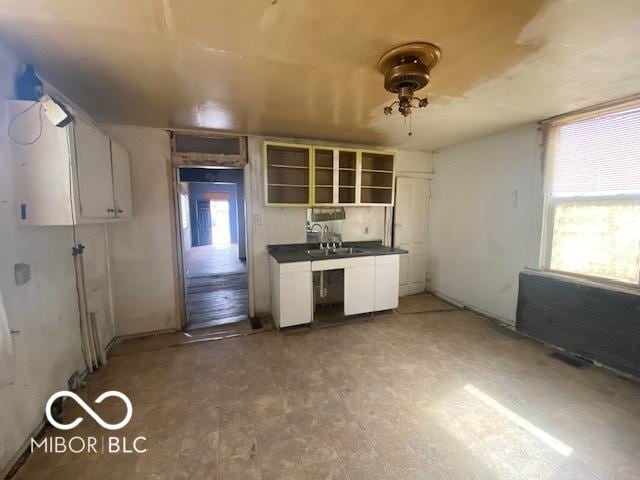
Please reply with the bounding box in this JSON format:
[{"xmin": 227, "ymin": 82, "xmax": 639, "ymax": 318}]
[{"xmin": 516, "ymin": 271, "xmax": 640, "ymax": 378}]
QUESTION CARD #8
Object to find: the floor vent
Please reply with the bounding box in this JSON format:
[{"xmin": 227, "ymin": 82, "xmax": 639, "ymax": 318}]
[{"xmin": 548, "ymin": 350, "xmax": 593, "ymax": 369}]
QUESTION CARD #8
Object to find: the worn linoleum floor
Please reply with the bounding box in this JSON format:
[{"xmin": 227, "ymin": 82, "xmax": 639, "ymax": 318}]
[{"xmin": 15, "ymin": 309, "xmax": 640, "ymax": 480}]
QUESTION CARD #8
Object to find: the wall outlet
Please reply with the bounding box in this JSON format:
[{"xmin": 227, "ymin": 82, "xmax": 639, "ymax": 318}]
[
  {"xmin": 254, "ymin": 214, "xmax": 263, "ymax": 226},
  {"xmin": 364, "ymin": 226, "xmax": 369, "ymax": 235}
]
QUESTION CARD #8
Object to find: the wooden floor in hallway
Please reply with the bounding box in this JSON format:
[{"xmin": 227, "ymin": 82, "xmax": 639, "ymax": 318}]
[
  {"xmin": 185, "ymin": 243, "xmax": 248, "ymax": 328},
  {"xmin": 187, "ymin": 273, "xmax": 248, "ymax": 328}
]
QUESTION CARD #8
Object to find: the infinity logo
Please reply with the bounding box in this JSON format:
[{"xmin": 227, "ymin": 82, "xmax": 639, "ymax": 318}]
[{"xmin": 45, "ymin": 391, "xmax": 133, "ymax": 431}]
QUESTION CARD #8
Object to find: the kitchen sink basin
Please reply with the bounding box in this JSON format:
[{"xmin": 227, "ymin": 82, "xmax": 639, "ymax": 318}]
[
  {"xmin": 305, "ymin": 247, "xmax": 367, "ymax": 258},
  {"xmin": 306, "ymin": 249, "xmax": 331, "ymax": 258},
  {"xmin": 332, "ymin": 247, "xmax": 365, "ymax": 255}
]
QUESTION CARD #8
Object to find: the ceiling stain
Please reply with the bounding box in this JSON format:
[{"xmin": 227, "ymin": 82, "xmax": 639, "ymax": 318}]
[{"xmin": 0, "ymin": 0, "xmax": 639, "ymax": 150}]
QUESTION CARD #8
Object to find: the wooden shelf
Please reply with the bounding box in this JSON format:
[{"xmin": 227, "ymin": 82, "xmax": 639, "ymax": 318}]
[
  {"xmin": 269, "ymin": 164, "xmax": 308, "ymax": 170},
  {"xmin": 268, "ymin": 183, "xmax": 309, "ymax": 188},
  {"xmin": 314, "ymin": 166, "xmax": 333, "ymax": 170},
  {"xmin": 315, "ymin": 185, "xmax": 333, "ymax": 188},
  {"xmin": 338, "ymin": 185, "xmax": 355, "ymax": 188},
  {"xmin": 361, "ymin": 185, "xmax": 392, "ymax": 190},
  {"xmin": 361, "ymin": 169, "xmax": 393, "ymax": 174},
  {"xmin": 339, "ymin": 168, "xmax": 356, "ymax": 171}
]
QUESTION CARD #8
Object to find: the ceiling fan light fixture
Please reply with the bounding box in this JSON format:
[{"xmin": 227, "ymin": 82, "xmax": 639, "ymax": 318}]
[{"xmin": 377, "ymin": 42, "xmax": 441, "ymax": 134}]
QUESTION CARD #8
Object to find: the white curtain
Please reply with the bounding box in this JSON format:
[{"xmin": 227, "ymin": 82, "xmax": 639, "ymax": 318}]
[{"xmin": 0, "ymin": 288, "xmax": 15, "ymax": 388}]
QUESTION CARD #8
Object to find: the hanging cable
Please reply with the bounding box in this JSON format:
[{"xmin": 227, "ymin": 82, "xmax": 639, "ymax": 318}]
[{"xmin": 8, "ymin": 101, "xmax": 44, "ymax": 145}]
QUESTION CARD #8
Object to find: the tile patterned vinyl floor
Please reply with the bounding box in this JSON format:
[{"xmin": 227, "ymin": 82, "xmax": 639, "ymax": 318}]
[{"xmin": 14, "ymin": 307, "xmax": 640, "ymax": 479}]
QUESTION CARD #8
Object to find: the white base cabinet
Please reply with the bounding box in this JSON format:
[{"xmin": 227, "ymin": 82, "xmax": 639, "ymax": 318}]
[
  {"xmin": 375, "ymin": 255, "xmax": 400, "ymax": 311},
  {"xmin": 344, "ymin": 263, "xmax": 376, "ymax": 315},
  {"xmin": 270, "ymin": 258, "xmax": 313, "ymax": 328},
  {"xmin": 271, "ymin": 254, "xmax": 402, "ymax": 328}
]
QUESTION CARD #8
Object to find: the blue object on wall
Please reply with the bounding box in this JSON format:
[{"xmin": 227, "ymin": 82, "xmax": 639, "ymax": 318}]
[{"xmin": 16, "ymin": 65, "xmax": 43, "ymax": 101}]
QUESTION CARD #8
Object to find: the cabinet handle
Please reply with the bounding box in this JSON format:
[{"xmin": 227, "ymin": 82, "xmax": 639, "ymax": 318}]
[
  {"xmin": 117, "ymin": 209, "xmax": 123, "ymax": 214},
  {"xmin": 107, "ymin": 208, "xmax": 115, "ymax": 213}
]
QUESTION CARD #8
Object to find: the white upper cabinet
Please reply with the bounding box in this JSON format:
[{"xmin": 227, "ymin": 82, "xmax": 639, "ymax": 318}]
[
  {"xmin": 9, "ymin": 100, "xmax": 133, "ymax": 225},
  {"xmin": 110, "ymin": 140, "xmax": 133, "ymax": 219},
  {"xmin": 74, "ymin": 118, "xmax": 116, "ymax": 218}
]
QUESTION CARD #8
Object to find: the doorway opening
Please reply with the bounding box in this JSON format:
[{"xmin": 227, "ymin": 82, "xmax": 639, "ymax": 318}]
[{"xmin": 178, "ymin": 167, "xmax": 248, "ymax": 329}]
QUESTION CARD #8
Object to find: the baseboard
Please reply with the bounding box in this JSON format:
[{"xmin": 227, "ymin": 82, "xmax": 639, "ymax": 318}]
[{"xmin": 428, "ymin": 290, "xmax": 515, "ymax": 328}]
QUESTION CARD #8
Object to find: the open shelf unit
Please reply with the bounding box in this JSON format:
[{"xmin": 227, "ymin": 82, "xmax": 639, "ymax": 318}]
[
  {"xmin": 359, "ymin": 151, "xmax": 394, "ymax": 205},
  {"xmin": 264, "ymin": 141, "xmax": 395, "ymax": 206},
  {"xmin": 265, "ymin": 143, "xmax": 311, "ymax": 205},
  {"xmin": 313, "ymin": 148, "xmax": 335, "ymax": 205},
  {"xmin": 338, "ymin": 150, "xmax": 358, "ymax": 205}
]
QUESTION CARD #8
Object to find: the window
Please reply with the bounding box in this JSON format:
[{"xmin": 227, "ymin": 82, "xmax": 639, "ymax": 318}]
[{"xmin": 542, "ymin": 101, "xmax": 640, "ymax": 285}]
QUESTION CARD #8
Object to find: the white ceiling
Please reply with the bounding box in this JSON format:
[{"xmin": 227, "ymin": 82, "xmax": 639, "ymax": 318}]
[{"xmin": 1, "ymin": 0, "xmax": 639, "ymax": 150}]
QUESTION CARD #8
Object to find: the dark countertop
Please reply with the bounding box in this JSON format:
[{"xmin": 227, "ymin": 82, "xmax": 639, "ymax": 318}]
[{"xmin": 268, "ymin": 240, "xmax": 408, "ymax": 263}]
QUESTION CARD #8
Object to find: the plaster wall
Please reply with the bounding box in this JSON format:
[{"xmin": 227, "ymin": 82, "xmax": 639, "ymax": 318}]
[
  {"xmin": 429, "ymin": 124, "xmax": 544, "ymax": 324},
  {"xmin": 103, "ymin": 125, "xmax": 177, "ymax": 337},
  {"xmin": 0, "ymin": 46, "xmax": 113, "ymax": 474}
]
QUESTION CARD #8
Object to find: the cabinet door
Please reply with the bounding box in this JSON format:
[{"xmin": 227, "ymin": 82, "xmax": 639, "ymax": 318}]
[
  {"xmin": 74, "ymin": 119, "xmax": 115, "ymax": 218},
  {"xmin": 279, "ymin": 271, "xmax": 312, "ymax": 327},
  {"xmin": 344, "ymin": 265, "xmax": 376, "ymax": 315},
  {"xmin": 111, "ymin": 140, "xmax": 133, "ymax": 219},
  {"xmin": 375, "ymin": 257, "xmax": 400, "ymax": 311}
]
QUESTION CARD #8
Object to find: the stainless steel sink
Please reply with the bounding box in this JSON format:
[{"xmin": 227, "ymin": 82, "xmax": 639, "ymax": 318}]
[
  {"xmin": 305, "ymin": 247, "xmax": 367, "ymax": 258},
  {"xmin": 332, "ymin": 247, "xmax": 365, "ymax": 255},
  {"xmin": 306, "ymin": 249, "xmax": 331, "ymax": 258}
]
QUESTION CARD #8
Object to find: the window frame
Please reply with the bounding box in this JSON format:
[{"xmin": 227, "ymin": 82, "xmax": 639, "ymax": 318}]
[{"xmin": 540, "ymin": 192, "xmax": 640, "ymax": 290}]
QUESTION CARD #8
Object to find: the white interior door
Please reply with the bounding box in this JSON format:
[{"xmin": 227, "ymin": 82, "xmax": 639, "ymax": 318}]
[{"xmin": 394, "ymin": 177, "xmax": 430, "ymax": 296}]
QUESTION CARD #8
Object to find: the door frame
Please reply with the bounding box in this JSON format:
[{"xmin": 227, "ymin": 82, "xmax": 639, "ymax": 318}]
[{"xmin": 170, "ymin": 162, "xmax": 252, "ymax": 330}]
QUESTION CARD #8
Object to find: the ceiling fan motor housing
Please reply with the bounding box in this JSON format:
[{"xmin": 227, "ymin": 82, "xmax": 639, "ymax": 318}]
[
  {"xmin": 378, "ymin": 42, "xmax": 441, "ymax": 97},
  {"xmin": 384, "ymin": 58, "xmax": 430, "ymax": 96}
]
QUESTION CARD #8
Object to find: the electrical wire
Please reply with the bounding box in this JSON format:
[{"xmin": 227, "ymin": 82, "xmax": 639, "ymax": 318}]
[{"xmin": 8, "ymin": 101, "xmax": 44, "ymax": 145}]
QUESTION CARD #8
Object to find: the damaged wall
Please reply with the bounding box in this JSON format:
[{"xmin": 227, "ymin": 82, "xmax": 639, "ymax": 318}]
[
  {"xmin": 0, "ymin": 46, "xmax": 113, "ymax": 474},
  {"xmin": 429, "ymin": 124, "xmax": 543, "ymax": 324},
  {"xmin": 103, "ymin": 125, "xmax": 177, "ymax": 337}
]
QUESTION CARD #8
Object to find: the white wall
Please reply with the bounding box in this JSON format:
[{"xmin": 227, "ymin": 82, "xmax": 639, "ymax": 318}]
[
  {"xmin": 429, "ymin": 124, "xmax": 544, "ymax": 324},
  {"xmin": 0, "ymin": 46, "xmax": 113, "ymax": 474},
  {"xmin": 103, "ymin": 125, "xmax": 178, "ymax": 337}
]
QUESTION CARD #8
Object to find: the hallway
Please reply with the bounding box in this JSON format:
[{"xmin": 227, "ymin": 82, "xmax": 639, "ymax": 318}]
[
  {"xmin": 185, "ymin": 244, "xmax": 246, "ymax": 277},
  {"xmin": 185, "ymin": 244, "xmax": 248, "ymax": 328}
]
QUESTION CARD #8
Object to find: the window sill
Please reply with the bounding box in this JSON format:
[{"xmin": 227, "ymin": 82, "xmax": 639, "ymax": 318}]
[{"xmin": 524, "ymin": 268, "xmax": 640, "ymax": 296}]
